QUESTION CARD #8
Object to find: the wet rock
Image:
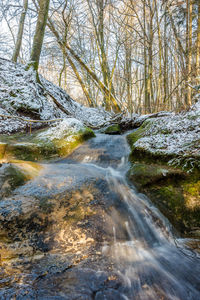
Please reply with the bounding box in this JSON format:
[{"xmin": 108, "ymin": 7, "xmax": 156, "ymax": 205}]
[
  {"xmin": 95, "ymin": 289, "xmax": 125, "ymax": 300},
  {"xmin": 127, "ymin": 122, "xmax": 149, "ymax": 145}
]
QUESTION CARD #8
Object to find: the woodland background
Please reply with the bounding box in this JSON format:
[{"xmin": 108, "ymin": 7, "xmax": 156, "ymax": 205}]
[{"xmin": 0, "ymin": 0, "xmax": 199, "ymax": 114}]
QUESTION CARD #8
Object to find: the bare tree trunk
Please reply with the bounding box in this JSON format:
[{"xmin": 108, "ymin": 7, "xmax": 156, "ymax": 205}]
[
  {"xmin": 166, "ymin": 4, "xmax": 186, "ymax": 62},
  {"xmin": 163, "ymin": 7, "xmax": 169, "ymax": 109},
  {"xmin": 12, "ymin": 0, "xmax": 28, "ymax": 62},
  {"xmin": 147, "ymin": 0, "xmax": 154, "ymax": 113},
  {"xmin": 143, "ymin": 0, "xmax": 149, "ymax": 114},
  {"xmin": 125, "ymin": 44, "xmax": 132, "ymax": 114},
  {"xmin": 155, "ymin": 0, "xmax": 162, "ymax": 111}
]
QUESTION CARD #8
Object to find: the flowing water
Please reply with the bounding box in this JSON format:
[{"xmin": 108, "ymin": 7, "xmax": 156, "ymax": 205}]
[
  {"xmin": 56, "ymin": 133, "xmax": 200, "ymax": 300},
  {"xmin": 1, "ymin": 133, "xmax": 200, "ymax": 299}
]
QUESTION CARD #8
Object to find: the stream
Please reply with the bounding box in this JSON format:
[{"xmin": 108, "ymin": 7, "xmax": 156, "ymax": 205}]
[{"xmin": 0, "ymin": 133, "xmax": 200, "ymax": 299}]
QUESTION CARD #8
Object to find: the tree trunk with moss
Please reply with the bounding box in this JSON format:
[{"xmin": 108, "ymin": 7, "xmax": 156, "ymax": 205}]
[{"xmin": 28, "ymin": 0, "xmax": 50, "ymax": 71}]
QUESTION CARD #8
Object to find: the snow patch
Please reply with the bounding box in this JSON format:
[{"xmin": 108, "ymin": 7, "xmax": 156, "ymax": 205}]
[{"xmin": 133, "ymin": 100, "xmax": 200, "ymax": 170}]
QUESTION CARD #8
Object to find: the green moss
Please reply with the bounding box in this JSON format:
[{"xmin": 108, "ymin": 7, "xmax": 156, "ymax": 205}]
[
  {"xmin": 129, "ymin": 147, "xmax": 176, "ymax": 168},
  {"xmin": 149, "ymin": 183, "xmax": 200, "ymax": 235},
  {"xmin": 49, "ymin": 128, "xmax": 95, "ymax": 158},
  {"xmin": 127, "ymin": 119, "xmax": 155, "ymax": 146},
  {"xmin": 9, "ymin": 91, "xmax": 17, "ymax": 97},
  {"xmin": 159, "ymin": 129, "xmax": 171, "ymax": 134},
  {"xmin": 148, "ymin": 185, "xmax": 186, "ymax": 231},
  {"xmin": 10, "ymin": 160, "xmax": 42, "ymax": 179},
  {"xmin": 0, "ymin": 128, "xmax": 43, "ymax": 143},
  {"xmin": 153, "ymin": 185, "xmax": 184, "ymax": 210},
  {"xmin": 184, "ymin": 181, "xmax": 200, "ymax": 197},
  {"xmin": 6, "ymin": 142, "xmax": 56, "ymax": 161},
  {"xmin": 140, "ymin": 119, "xmax": 152, "ymax": 128},
  {"xmin": 104, "ymin": 124, "xmax": 121, "ymax": 135}
]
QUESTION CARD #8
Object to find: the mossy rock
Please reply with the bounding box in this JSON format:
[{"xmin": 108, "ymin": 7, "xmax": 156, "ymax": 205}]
[
  {"xmin": 127, "ymin": 126, "xmax": 176, "ymax": 165},
  {"xmin": 0, "ymin": 164, "xmax": 26, "ymax": 197},
  {"xmin": 1, "ymin": 126, "xmax": 95, "ymax": 162},
  {"xmin": 104, "ymin": 124, "xmax": 121, "ymax": 135},
  {"xmin": 127, "ymin": 161, "xmax": 200, "ymax": 237}
]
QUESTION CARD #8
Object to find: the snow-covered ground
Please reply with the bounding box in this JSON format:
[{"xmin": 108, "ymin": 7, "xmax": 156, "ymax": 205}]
[{"xmin": 0, "ymin": 58, "xmax": 113, "ymax": 133}]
